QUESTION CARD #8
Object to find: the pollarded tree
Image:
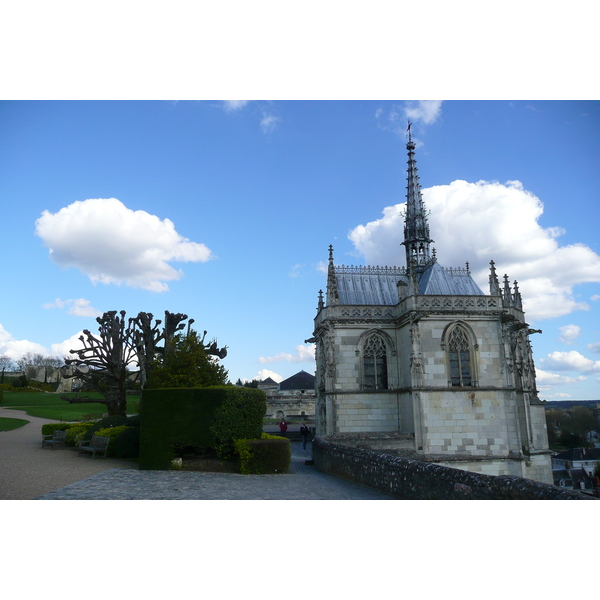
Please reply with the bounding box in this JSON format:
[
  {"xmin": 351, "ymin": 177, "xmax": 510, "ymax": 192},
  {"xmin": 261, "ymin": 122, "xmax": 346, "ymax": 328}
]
[
  {"xmin": 61, "ymin": 310, "xmax": 192, "ymax": 416},
  {"xmin": 0, "ymin": 355, "xmax": 14, "ymax": 384},
  {"xmin": 147, "ymin": 329, "xmax": 228, "ymax": 389}
]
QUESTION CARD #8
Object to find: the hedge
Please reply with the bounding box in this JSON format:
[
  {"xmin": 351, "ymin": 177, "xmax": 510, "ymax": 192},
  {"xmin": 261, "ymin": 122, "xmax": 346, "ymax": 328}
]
[
  {"xmin": 235, "ymin": 434, "xmax": 291, "ymax": 474},
  {"xmin": 83, "ymin": 415, "xmax": 139, "ymax": 441},
  {"xmin": 41, "ymin": 422, "xmax": 95, "ymax": 436},
  {"xmin": 139, "ymin": 386, "xmax": 266, "ymax": 470}
]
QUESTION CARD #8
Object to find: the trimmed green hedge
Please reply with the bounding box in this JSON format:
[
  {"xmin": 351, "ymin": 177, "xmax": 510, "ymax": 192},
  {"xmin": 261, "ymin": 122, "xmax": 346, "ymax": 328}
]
[
  {"xmin": 83, "ymin": 415, "xmax": 139, "ymax": 441},
  {"xmin": 139, "ymin": 386, "xmax": 266, "ymax": 470},
  {"xmin": 41, "ymin": 422, "xmax": 95, "ymax": 445},
  {"xmin": 112, "ymin": 426, "xmax": 140, "ymax": 458},
  {"xmin": 211, "ymin": 387, "xmax": 267, "ymax": 458},
  {"xmin": 235, "ymin": 434, "xmax": 291, "ymax": 474},
  {"xmin": 41, "ymin": 422, "xmax": 82, "ymax": 436}
]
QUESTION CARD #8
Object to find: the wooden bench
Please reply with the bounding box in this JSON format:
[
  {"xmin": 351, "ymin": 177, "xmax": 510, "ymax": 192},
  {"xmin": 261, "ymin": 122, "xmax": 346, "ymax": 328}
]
[
  {"xmin": 78, "ymin": 434, "xmax": 110, "ymax": 459},
  {"xmin": 42, "ymin": 429, "xmax": 67, "ymax": 449}
]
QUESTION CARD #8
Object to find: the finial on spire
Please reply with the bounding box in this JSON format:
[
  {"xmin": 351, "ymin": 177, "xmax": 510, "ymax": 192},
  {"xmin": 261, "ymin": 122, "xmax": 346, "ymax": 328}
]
[
  {"xmin": 489, "ymin": 260, "xmax": 501, "ymax": 296},
  {"xmin": 317, "ymin": 289, "xmax": 324, "ymax": 311},
  {"xmin": 326, "ymin": 245, "xmax": 339, "ymax": 305},
  {"xmin": 513, "ymin": 280, "xmax": 523, "ymax": 309},
  {"xmin": 503, "ymin": 274, "xmax": 512, "ymax": 307}
]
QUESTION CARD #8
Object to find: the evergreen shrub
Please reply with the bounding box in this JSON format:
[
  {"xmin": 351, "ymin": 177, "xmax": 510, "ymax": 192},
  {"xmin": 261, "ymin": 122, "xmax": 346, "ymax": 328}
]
[
  {"xmin": 12, "ymin": 375, "xmax": 28, "ymax": 388},
  {"xmin": 112, "ymin": 426, "xmax": 141, "ymax": 458},
  {"xmin": 41, "ymin": 422, "xmax": 94, "ymax": 437},
  {"xmin": 211, "ymin": 387, "xmax": 267, "ymax": 459},
  {"xmin": 0, "ymin": 390, "xmax": 3, "ymax": 404},
  {"xmin": 94, "ymin": 425, "xmax": 131, "ymax": 457},
  {"xmin": 139, "ymin": 386, "xmax": 266, "ymax": 470},
  {"xmin": 234, "ymin": 434, "xmax": 291, "ymax": 474},
  {"xmin": 65, "ymin": 423, "xmax": 93, "ymax": 446},
  {"xmin": 83, "ymin": 415, "xmax": 136, "ymax": 440}
]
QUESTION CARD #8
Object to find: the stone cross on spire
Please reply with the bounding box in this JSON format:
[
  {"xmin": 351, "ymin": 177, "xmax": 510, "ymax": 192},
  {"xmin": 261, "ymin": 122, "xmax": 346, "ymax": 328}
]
[{"xmin": 402, "ymin": 121, "xmax": 434, "ymax": 272}]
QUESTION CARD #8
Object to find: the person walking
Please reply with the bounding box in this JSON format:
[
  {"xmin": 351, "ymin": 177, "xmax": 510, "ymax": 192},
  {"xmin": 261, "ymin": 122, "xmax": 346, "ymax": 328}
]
[
  {"xmin": 300, "ymin": 422, "xmax": 310, "ymax": 450},
  {"xmin": 279, "ymin": 418, "xmax": 288, "ymax": 436}
]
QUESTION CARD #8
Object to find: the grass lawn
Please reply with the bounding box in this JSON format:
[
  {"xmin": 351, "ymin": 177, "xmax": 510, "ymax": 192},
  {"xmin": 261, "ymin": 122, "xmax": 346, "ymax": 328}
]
[
  {"xmin": 0, "ymin": 417, "xmax": 30, "ymax": 431},
  {"xmin": 1, "ymin": 391, "xmax": 140, "ymax": 421}
]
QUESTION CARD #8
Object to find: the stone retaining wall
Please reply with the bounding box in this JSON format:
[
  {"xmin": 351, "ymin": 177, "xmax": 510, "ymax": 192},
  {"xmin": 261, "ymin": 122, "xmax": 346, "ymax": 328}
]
[{"xmin": 312, "ymin": 436, "xmax": 595, "ymax": 500}]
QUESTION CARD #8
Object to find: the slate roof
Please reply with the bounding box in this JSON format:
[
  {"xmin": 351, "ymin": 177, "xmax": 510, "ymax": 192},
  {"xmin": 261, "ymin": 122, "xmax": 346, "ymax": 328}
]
[
  {"xmin": 332, "ymin": 261, "xmax": 483, "ymax": 305},
  {"xmin": 418, "ymin": 261, "xmax": 484, "ymax": 295},
  {"xmin": 552, "ymin": 469, "xmax": 572, "ymax": 487},
  {"xmin": 553, "ymin": 447, "xmax": 600, "ymax": 462},
  {"xmin": 279, "ymin": 370, "xmax": 316, "ymax": 391},
  {"xmin": 335, "ymin": 266, "xmax": 406, "ymax": 305}
]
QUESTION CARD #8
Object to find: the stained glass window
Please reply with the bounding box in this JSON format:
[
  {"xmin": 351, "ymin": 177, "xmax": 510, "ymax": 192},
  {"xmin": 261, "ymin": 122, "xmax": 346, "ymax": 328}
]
[
  {"xmin": 448, "ymin": 327, "xmax": 472, "ymax": 386},
  {"xmin": 363, "ymin": 334, "xmax": 388, "ymax": 390}
]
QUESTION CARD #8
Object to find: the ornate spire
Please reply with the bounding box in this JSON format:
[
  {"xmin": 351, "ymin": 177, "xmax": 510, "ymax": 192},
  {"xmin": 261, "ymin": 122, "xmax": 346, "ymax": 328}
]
[
  {"xmin": 326, "ymin": 245, "xmax": 339, "ymax": 305},
  {"xmin": 402, "ymin": 122, "xmax": 434, "ymax": 272},
  {"xmin": 503, "ymin": 274, "xmax": 512, "ymax": 306},
  {"xmin": 489, "ymin": 260, "xmax": 501, "ymax": 296},
  {"xmin": 513, "ymin": 280, "xmax": 523, "ymax": 310}
]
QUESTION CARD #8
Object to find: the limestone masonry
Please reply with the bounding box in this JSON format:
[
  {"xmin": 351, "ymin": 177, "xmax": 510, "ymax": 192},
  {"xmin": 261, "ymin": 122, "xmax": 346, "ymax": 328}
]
[{"xmin": 307, "ymin": 125, "xmax": 552, "ymax": 484}]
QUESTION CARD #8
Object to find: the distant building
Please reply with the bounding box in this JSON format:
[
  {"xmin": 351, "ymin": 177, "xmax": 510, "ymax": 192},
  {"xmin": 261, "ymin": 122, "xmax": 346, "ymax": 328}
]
[
  {"xmin": 307, "ymin": 126, "xmax": 552, "ymax": 484},
  {"xmin": 552, "ymin": 446, "xmax": 600, "ymax": 492},
  {"xmin": 261, "ymin": 370, "xmax": 316, "ymax": 420},
  {"xmin": 552, "ymin": 447, "xmax": 600, "ymax": 479}
]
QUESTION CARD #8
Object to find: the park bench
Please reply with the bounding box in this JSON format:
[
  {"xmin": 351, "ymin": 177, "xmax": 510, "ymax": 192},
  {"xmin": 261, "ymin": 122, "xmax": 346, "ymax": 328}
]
[
  {"xmin": 42, "ymin": 429, "xmax": 67, "ymax": 449},
  {"xmin": 78, "ymin": 434, "xmax": 110, "ymax": 459}
]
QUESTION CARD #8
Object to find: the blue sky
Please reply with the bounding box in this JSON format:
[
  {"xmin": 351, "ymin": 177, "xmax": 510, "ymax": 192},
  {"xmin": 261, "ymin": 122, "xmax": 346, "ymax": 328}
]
[{"xmin": 1, "ymin": 100, "xmax": 599, "ymax": 399}]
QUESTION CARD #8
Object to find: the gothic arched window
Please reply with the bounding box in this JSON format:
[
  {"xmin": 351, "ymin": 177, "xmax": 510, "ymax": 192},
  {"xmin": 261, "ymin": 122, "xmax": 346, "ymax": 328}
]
[
  {"xmin": 363, "ymin": 334, "xmax": 388, "ymax": 390},
  {"xmin": 447, "ymin": 326, "xmax": 472, "ymax": 387}
]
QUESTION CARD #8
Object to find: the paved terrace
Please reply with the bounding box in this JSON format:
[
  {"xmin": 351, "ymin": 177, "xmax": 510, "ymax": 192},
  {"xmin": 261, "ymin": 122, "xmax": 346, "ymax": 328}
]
[{"xmin": 0, "ymin": 408, "xmax": 392, "ymax": 500}]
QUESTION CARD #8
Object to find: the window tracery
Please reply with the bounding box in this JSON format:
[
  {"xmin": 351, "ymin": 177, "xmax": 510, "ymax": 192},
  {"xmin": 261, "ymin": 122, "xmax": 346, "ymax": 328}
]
[
  {"xmin": 447, "ymin": 326, "xmax": 472, "ymax": 386},
  {"xmin": 363, "ymin": 333, "xmax": 388, "ymax": 390}
]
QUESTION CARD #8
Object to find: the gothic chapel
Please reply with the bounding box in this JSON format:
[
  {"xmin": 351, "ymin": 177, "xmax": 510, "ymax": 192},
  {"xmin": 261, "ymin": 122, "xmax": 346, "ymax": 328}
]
[{"xmin": 308, "ymin": 127, "xmax": 552, "ymax": 483}]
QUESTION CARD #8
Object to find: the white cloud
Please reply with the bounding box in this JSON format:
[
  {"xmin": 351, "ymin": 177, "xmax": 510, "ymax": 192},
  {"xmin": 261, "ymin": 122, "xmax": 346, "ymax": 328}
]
[
  {"xmin": 316, "ymin": 261, "xmax": 327, "ymax": 275},
  {"xmin": 0, "ymin": 324, "xmax": 85, "ymax": 362},
  {"xmin": 43, "ymin": 297, "xmax": 102, "ymax": 317},
  {"xmin": 591, "ymin": 294, "xmax": 600, "ymax": 301},
  {"xmin": 535, "ymin": 367, "xmax": 587, "ymax": 388},
  {"xmin": 348, "ymin": 180, "xmax": 600, "ymax": 320},
  {"xmin": 50, "ymin": 332, "xmax": 87, "ymax": 359},
  {"xmin": 404, "ymin": 100, "xmax": 443, "ymax": 125},
  {"xmin": 558, "ymin": 324, "xmax": 581, "ymax": 344},
  {"xmin": 289, "ymin": 264, "xmax": 303, "ymax": 278},
  {"xmin": 35, "ymin": 198, "xmax": 213, "ymax": 292},
  {"xmin": 223, "ymin": 101, "xmax": 249, "ymax": 111},
  {"xmin": 588, "ymin": 342, "xmax": 600, "ymax": 354},
  {"xmin": 258, "ymin": 344, "xmax": 315, "ymax": 365},
  {"xmin": 260, "ymin": 112, "xmax": 280, "ymax": 134},
  {"xmin": 376, "ymin": 101, "xmax": 443, "ymax": 139},
  {"xmin": 0, "ymin": 324, "xmax": 48, "ymax": 360},
  {"xmin": 255, "ymin": 369, "xmax": 283, "ymax": 383},
  {"xmin": 540, "ymin": 351, "xmax": 600, "ymax": 373}
]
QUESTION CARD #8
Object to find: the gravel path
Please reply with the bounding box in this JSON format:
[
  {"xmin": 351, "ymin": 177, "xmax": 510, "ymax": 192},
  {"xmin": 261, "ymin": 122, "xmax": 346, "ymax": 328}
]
[
  {"xmin": 0, "ymin": 407, "xmax": 137, "ymax": 500},
  {"xmin": 1, "ymin": 408, "xmax": 392, "ymax": 500}
]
